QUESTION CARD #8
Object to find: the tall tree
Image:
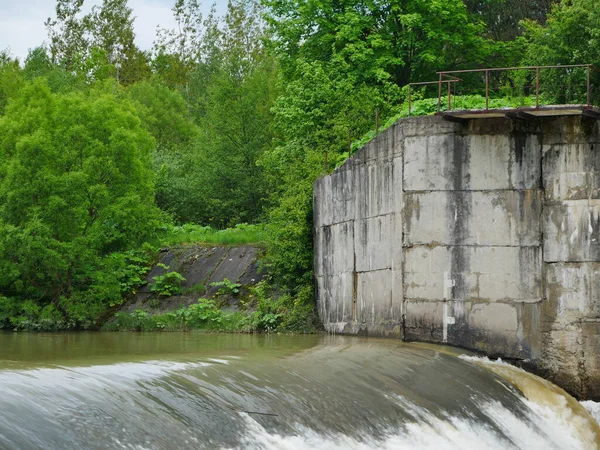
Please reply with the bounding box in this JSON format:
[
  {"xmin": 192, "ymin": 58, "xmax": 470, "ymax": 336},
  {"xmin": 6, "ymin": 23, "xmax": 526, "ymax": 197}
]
[
  {"xmin": 264, "ymin": 0, "xmax": 485, "ymax": 88},
  {"xmin": 0, "ymin": 51, "xmax": 22, "ymax": 115},
  {"xmin": 0, "ymin": 79, "xmax": 165, "ymax": 327},
  {"xmin": 465, "ymin": 0, "xmax": 555, "ymax": 41},
  {"xmin": 521, "ymin": 0, "xmax": 600, "ymax": 102},
  {"xmin": 153, "ymin": 0, "xmax": 216, "ymax": 95},
  {"xmin": 194, "ymin": 0, "xmax": 276, "ymax": 226},
  {"xmin": 45, "ymin": 0, "xmax": 90, "ymax": 71},
  {"xmin": 46, "ymin": 0, "xmax": 149, "ymax": 84},
  {"xmin": 88, "ymin": 0, "xmax": 150, "ymax": 84}
]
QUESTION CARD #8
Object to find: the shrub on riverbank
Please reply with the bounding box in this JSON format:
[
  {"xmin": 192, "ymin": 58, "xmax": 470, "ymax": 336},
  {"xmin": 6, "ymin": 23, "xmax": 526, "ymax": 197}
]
[{"xmin": 103, "ymin": 282, "xmax": 319, "ymax": 333}]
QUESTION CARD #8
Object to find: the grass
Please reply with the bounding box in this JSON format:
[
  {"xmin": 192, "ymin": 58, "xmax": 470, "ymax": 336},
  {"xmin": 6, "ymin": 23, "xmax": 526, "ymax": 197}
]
[{"xmin": 158, "ymin": 223, "xmax": 265, "ymax": 247}]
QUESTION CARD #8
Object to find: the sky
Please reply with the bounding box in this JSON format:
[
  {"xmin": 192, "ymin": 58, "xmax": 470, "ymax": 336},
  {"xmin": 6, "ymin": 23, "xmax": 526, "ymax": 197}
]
[{"xmin": 0, "ymin": 0, "xmax": 227, "ymax": 62}]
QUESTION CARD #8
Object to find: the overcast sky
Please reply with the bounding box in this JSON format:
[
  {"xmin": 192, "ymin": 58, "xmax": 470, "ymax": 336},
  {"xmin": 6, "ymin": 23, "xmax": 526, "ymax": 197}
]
[{"xmin": 0, "ymin": 0, "xmax": 227, "ymax": 62}]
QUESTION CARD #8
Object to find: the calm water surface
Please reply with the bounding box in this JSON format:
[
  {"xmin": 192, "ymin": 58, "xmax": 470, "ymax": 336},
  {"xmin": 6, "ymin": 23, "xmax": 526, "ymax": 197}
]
[{"xmin": 0, "ymin": 332, "xmax": 598, "ymax": 449}]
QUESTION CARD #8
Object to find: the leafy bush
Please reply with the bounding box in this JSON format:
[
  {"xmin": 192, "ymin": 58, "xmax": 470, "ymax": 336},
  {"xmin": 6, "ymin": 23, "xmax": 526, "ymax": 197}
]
[
  {"xmin": 0, "ymin": 79, "xmax": 168, "ymax": 329},
  {"xmin": 150, "ymin": 266, "xmax": 186, "ymax": 296},
  {"xmin": 210, "ymin": 278, "xmax": 241, "ymax": 296}
]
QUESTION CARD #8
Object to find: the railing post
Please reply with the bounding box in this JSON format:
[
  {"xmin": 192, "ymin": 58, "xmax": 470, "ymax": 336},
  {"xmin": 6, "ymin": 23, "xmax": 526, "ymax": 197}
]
[
  {"xmin": 447, "ymin": 81, "xmax": 452, "ymax": 110},
  {"xmin": 485, "ymin": 70, "xmax": 489, "ymax": 112},
  {"xmin": 438, "ymin": 73, "xmax": 443, "ymax": 113},
  {"xmin": 587, "ymin": 65, "xmax": 591, "ymax": 107},
  {"xmin": 536, "ymin": 67, "xmax": 540, "ymax": 108}
]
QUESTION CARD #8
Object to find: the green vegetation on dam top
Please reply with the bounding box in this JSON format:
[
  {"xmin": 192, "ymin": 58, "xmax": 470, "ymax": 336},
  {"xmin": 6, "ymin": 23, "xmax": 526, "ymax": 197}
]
[{"xmin": 0, "ymin": 332, "xmax": 598, "ymax": 449}]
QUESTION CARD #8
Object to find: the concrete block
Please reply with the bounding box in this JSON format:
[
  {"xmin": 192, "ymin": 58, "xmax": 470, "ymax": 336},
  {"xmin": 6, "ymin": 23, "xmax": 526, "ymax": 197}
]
[
  {"xmin": 405, "ymin": 300, "xmax": 540, "ymax": 359},
  {"xmin": 403, "ymin": 134, "xmax": 461, "ymax": 191},
  {"xmin": 545, "ymin": 263, "xmax": 600, "ymax": 318},
  {"xmin": 404, "ymin": 301, "xmax": 445, "ymax": 343},
  {"xmin": 404, "ymin": 190, "xmax": 542, "ymax": 246},
  {"xmin": 469, "ymin": 246, "xmax": 542, "ymax": 301},
  {"xmin": 357, "ymin": 269, "xmax": 390, "ymax": 324},
  {"xmin": 541, "ymin": 116, "xmax": 600, "ymax": 145},
  {"xmin": 354, "ymin": 214, "xmax": 401, "ymax": 272},
  {"xmin": 544, "ymin": 200, "xmax": 600, "ymax": 262},
  {"xmin": 466, "ymin": 133, "xmax": 541, "ymax": 190},
  {"xmin": 404, "ymin": 246, "xmax": 451, "ymax": 301},
  {"xmin": 404, "ymin": 133, "xmax": 540, "ymax": 192},
  {"xmin": 313, "ymin": 175, "xmax": 333, "ymax": 227},
  {"xmin": 355, "ymin": 159, "xmax": 399, "ymax": 219},
  {"xmin": 315, "ymin": 222, "xmax": 355, "ymax": 277},
  {"xmin": 543, "ymin": 143, "xmax": 600, "ymax": 201},
  {"xmin": 466, "ymin": 117, "xmax": 514, "ymax": 135},
  {"xmin": 316, "ymin": 272, "xmax": 354, "ymax": 326},
  {"xmin": 582, "ymin": 321, "xmax": 600, "ymax": 400},
  {"xmin": 404, "ymin": 246, "xmax": 542, "ymax": 302},
  {"xmin": 401, "ymin": 115, "xmax": 464, "ymax": 138},
  {"xmin": 329, "ymin": 166, "xmax": 356, "ymax": 224},
  {"xmin": 352, "ymin": 126, "xmax": 395, "ymax": 165}
]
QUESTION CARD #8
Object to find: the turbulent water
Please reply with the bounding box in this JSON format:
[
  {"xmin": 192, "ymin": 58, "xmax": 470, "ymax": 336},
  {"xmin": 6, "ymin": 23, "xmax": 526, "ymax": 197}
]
[{"xmin": 0, "ymin": 332, "xmax": 598, "ymax": 450}]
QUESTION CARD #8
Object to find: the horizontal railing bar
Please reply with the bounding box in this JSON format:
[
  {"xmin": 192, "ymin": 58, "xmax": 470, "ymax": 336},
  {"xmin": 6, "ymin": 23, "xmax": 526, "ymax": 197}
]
[
  {"xmin": 408, "ymin": 80, "xmax": 460, "ymax": 86},
  {"xmin": 438, "ymin": 64, "xmax": 593, "ymax": 76}
]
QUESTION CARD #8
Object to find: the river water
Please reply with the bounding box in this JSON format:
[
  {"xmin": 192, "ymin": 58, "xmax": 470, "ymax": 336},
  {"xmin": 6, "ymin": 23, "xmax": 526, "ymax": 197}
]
[{"xmin": 0, "ymin": 332, "xmax": 598, "ymax": 450}]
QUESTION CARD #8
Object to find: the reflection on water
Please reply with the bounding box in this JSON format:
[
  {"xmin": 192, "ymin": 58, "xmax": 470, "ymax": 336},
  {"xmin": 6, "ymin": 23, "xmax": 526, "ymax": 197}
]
[{"xmin": 0, "ymin": 332, "xmax": 597, "ymax": 449}]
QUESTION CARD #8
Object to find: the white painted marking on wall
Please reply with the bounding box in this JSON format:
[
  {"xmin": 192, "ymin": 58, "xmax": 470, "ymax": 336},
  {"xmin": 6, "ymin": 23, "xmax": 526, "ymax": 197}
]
[{"xmin": 443, "ymin": 302, "xmax": 448, "ymax": 343}]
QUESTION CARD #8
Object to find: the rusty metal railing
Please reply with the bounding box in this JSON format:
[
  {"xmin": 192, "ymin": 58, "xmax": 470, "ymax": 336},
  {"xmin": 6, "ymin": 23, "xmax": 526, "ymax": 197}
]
[{"xmin": 408, "ymin": 64, "xmax": 597, "ymax": 116}]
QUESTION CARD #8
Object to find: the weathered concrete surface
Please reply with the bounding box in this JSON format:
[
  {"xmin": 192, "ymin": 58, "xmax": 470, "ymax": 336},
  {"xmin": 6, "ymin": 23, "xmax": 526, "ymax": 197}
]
[
  {"xmin": 124, "ymin": 245, "xmax": 264, "ymax": 312},
  {"xmin": 314, "ymin": 114, "xmax": 600, "ymax": 400}
]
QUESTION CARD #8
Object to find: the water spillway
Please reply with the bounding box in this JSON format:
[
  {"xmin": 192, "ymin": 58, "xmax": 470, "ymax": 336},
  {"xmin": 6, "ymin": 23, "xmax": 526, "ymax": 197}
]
[
  {"xmin": 0, "ymin": 333, "xmax": 598, "ymax": 449},
  {"xmin": 313, "ymin": 114, "xmax": 600, "ymax": 400}
]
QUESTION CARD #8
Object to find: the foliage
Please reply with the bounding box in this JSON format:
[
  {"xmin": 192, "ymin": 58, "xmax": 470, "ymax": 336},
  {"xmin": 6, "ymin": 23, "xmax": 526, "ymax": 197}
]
[
  {"xmin": 465, "ymin": 0, "xmax": 554, "ymax": 41},
  {"xmin": 0, "ymin": 79, "xmax": 166, "ymax": 329},
  {"xmin": 265, "ymin": 0, "xmax": 487, "ymax": 88},
  {"xmin": 210, "ymin": 278, "xmax": 241, "ymax": 296},
  {"xmin": 150, "ymin": 265, "xmax": 186, "ymax": 296},
  {"xmin": 159, "ymin": 223, "xmax": 265, "ymax": 246},
  {"xmin": 521, "ymin": 0, "xmax": 600, "ymax": 102},
  {"xmin": 104, "ymin": 285, "xmax": 318, "ymax": 333},
  {"xmin": 45, "ymin": 0, "xmax": 150, "ymax": 84},
  {"xmin": 0, "ymin": 51, "xmax": 23, "ymax": 115}
]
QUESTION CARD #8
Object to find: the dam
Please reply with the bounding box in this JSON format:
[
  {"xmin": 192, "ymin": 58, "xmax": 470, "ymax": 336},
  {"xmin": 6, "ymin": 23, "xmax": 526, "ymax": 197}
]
[{"xmin": 313, "ymin": 112, "xmax": 600, "ymax": 400}]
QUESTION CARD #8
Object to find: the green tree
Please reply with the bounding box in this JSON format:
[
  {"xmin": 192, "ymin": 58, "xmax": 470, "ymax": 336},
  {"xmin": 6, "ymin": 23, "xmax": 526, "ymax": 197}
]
[
  {"xmin": 45, "ymin": 0, "xmax": 90, "ymax": 71},
  {"xmin": 264, "ymin": 0, "xmax": 485, "ymax": 87},
  {"xmin": 0, "ymin": 51, "xmax": 22, "ymax": 115},
  {"xmin": 0, "ymin": 79, "xmax": 166, "ymax": 327},
  {"xmin": 521, "ymin": 0, "xmax": 600, "ymax": 102},
  {"xmin": 88, "ymin": 0, "xmax": 151, "ymax": 85},
  {"xmin": 194, "ymin": 0, "xmax": 277, "ymax": 226},
  {"xmin": 153, "ymin": 0, "xmax": 220, "ymax": 98},
  {"xmin": 522, "ymin": 0, "xmax": 600, "ymax": 67},
  {"xmin": 465, "ymin": 0, "xmax": 555, "ymax": 41}
]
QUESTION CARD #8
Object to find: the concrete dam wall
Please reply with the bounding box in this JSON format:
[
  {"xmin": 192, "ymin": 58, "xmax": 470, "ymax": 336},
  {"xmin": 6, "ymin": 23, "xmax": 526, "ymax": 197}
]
[{"xmin": 313, "ymin": 114, "xmax": 600, "ymax": 399}]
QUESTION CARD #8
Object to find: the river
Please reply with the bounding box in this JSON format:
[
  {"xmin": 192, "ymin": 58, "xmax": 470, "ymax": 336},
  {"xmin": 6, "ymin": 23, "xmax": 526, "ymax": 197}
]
[{"xmin": 0, "ymin": 332, "xmax": 598, "ymax": 449}]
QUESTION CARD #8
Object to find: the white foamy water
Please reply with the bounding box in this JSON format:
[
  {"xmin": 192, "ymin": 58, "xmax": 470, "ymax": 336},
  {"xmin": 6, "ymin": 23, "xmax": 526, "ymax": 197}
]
[
  {"xmin": 230, "ymin": 394, "xmax": 596, "ymax": 450},
  {"xmin": 581, "ymin": 401, "xmax": 600, "ymax": 424}
]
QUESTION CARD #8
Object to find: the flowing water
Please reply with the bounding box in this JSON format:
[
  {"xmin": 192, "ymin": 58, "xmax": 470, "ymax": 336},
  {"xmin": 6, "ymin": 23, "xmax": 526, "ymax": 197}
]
[{"xmin": 0, "ymin": 332, "xmax": 598, "ymax": 450}]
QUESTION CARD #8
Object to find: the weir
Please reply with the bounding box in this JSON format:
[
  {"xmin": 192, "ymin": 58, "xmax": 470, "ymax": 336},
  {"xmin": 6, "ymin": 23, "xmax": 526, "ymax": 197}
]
[{"xmin": 313, "ymin": 111, "xmax": 600, "ymax": 400}]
